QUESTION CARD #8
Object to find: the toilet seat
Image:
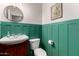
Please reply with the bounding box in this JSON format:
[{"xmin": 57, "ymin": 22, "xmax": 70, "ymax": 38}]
[{"xmin": 34, "ymin": 48, "xmax": 47, "ymax": 56}]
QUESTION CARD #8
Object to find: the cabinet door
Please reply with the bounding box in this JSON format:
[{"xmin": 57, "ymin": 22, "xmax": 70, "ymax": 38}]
[
  {"xmin": 16, "ymin": 45, "xmax": 27, "ymax": 56},
  {"xmin": 5, "ymin": 47, "xmax": 17, "ymax": 56},
  {"xmin": 16, "ymin": 41, "xmax": 29, "ymax": 56}
]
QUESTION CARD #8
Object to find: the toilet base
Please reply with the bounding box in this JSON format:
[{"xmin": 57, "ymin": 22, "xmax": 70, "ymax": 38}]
[{"xmin": 34, "ymin": 48, "xmax": 47, "ymax": 56}]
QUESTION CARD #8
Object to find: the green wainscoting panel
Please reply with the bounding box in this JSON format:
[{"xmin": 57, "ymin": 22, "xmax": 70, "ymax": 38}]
[
  {"xmin": 42, "ymin": 23, "xmax": 59, "ymax": 56},
  {"xmin": 0, "ymin": 22, "xmax": 1, "ymax": 38},
  {"xmin": 58, "ymin": 23, "xmax": 68, "ymax": 56},
  {"xmin": 0, "ymin": 21, "xmax": 41, "ymax": 40},
  {"xmin": 42, "ymin": 24, "xmax": 50, "ymax": 55},
  {"xmin": 42, "ymin": 19, "xmax": 79, "ymax": 56},
  {"xmin": 68, "ymin": 21, "xmax": 79, "ymax": 56},
  {"xmin": 47, "ymin": 24, "xmax": 53, "ymax": 56},
  {"xmin": 29, "ymin": 25, "xmax": 40, "ymax": 39},
  {"xmin": 51, "ymin": 23, "xmax": 59, "ymax": 56},
  {"xmin": 1, "ymin": 19, "xmax": 79, "ymax": 56}
]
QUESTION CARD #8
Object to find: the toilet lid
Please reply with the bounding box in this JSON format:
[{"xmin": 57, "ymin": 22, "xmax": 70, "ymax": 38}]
[{"xmin": 34, "ymin": 48, "xmax": 47, "ymax": 56}]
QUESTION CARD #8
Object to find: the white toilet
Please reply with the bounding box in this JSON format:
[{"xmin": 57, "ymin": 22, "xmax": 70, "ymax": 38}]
[{"xmin": 29, "ymin": 38, "xmax": 47, "ymax": 56}]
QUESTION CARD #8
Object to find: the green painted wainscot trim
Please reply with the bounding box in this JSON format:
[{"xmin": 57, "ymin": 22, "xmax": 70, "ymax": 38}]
[
  {"xmin": 41, "ymin": 19, "xmax": 79, "ymax": 56},
  {"xmin": 0, "ymin": 19, "xmax": 79, "ymax": 56},
  {"xmin": 0, "ymin": 21, "xmax": 41, "ymax": 39},
  {"xmin": 0, "ymin": 22, "xmax": 1, "ymax": 38}
]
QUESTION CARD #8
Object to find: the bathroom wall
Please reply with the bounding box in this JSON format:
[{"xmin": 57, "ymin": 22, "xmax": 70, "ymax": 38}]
[
  {"xmin": 42, "ymin": 3, "xmax": 79, "ymax": 24},
  {"xmin": 0, "ymin": 21, "xmax": 41, "ymax": 56},
  {"xmin": 42, "ymin": 19, "xmax": 79, "ymax": 56},
  {"xmin": 0, "ymin": 3, "xmax": 42, "ymax": 56},
  {"xmin": 1, "ymin": 3, "xmax": 79, "ymax": 56},
  {"xmin": 0, "ymin": 21, "xmax": 41, "ymax": 39},
  {"xmin": 0, "ymin": 3, "xmax": 42, "ymax": 50},
  {"xmin": 0, "ymin": 22, "xmax": 1, "ymax": 38},
  {"xmin": 41, "ymin": 3, "xmax": 79, "ymax": 56},
  {"xmin": 0, "ymin": 3, "xmax": 42, "ymax": 24}
]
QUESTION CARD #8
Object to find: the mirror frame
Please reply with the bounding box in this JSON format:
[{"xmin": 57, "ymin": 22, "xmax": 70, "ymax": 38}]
[{"xmin": 4, "ymin": 5, "xmax": 23, "ymax": 22}]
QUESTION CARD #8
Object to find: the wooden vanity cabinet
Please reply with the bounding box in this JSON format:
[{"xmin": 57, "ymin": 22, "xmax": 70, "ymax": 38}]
[{"xmin": 0, "ymin": 40, "xmax": 30, "ymax": 56}]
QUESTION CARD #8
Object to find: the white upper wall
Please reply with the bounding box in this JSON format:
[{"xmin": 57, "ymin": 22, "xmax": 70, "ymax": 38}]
[
  {"xmin": 0, "ymin": 3, "xmax": 79, "ymax": 25},
  {"xmin": 42, "ymin": 3, "xmax": 79, "ymax": 24},
  {"xmin": 0, "ymin": 3, "xmax": 42, "ymax": 24}
]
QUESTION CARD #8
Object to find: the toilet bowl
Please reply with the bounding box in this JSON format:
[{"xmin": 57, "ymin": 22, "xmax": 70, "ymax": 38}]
[
  {"xmin": 29, "ymin": 38, "xmax": 47, "ymax": 56},
  {"xmin": 34, "ymin": 48, "xmax": 47, "ymax": 56}
]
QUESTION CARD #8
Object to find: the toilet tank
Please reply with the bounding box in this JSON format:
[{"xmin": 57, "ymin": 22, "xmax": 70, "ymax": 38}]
[{"xmin": 29, "ymin": 38, "xmax": 40, "ymax": 50}]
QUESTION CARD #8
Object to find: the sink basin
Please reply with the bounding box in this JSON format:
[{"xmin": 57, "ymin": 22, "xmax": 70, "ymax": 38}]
[{"xmin": 0, "ymin": 35, "xmax": 29, "ymax": 45}]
